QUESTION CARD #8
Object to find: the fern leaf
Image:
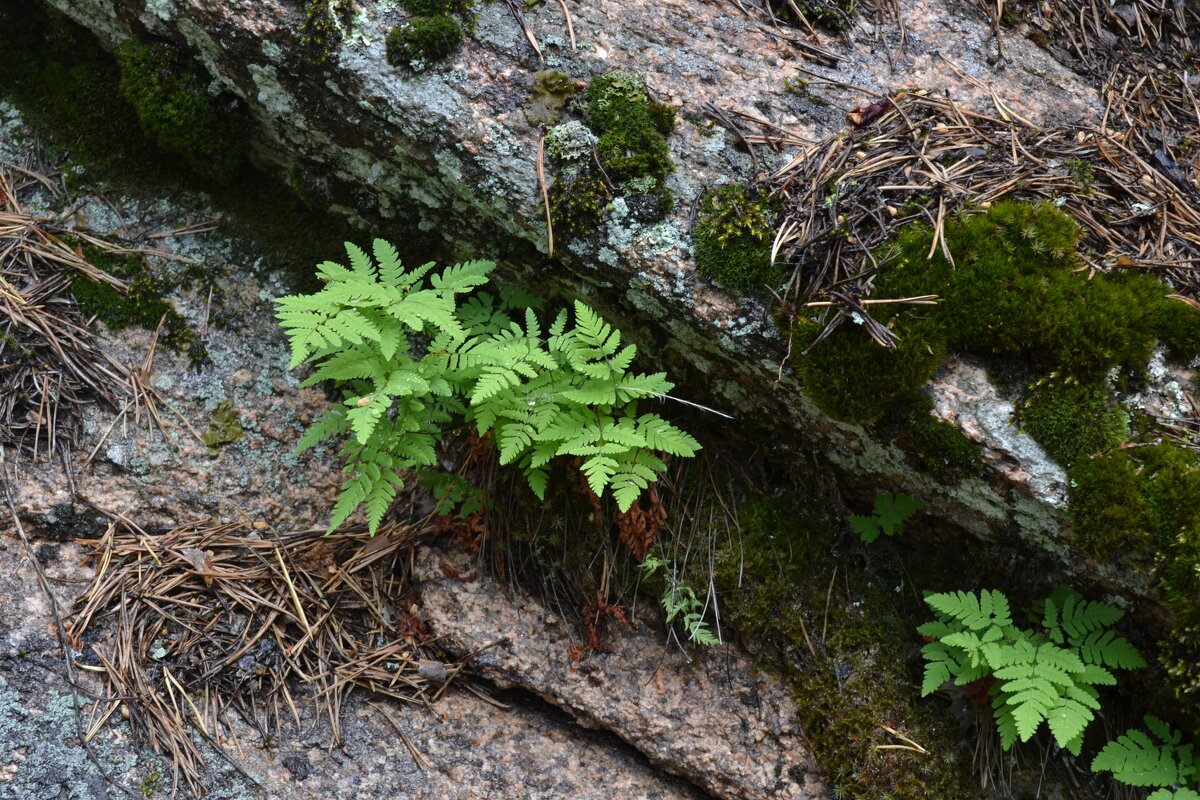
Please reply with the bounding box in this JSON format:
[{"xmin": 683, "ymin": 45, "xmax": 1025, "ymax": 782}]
[
  {"xmin": 926, "ymin": 590, "xmax": 1011, "ymax": 631},
  {"xmin": 346, "ymin": 398, "xmax": 390, "ymax": 444},
  {"xmin": 302, "ymin": 348, "xmax": 385, "ymax": 385},
  {"xmin": 580, "ymin": 454, "xmax": 619, "ymax": 497},
  {"xmin": 1094, "ymin": 728, "xmax": 1185, "ymax": 787},
  {"xmin": 496, "ymin": 421, "xmax": 535, "ymax": 465},
  {"xmin": 315, "ymin": 258, "xmax": 357, "ymax": 283},
  {"xmin": 1077, "ymin": 630, "xmax": 1146, "ymax": 670},
  {"xmin": 296, "ymin": 407, "xmax": 348, "ymax": 452},
  {"xmin": 523, "ymin": 460, "xmax": 549, "ymax": 499},
  {"xmin": 1146, "ymin": 716, "xmax": 1184, "ymax": 747},
  {"xmin": 994, "ymin": 701, "xmax": 1021, "ymax": 751},
  {"xmin": 1150, "ymin": 790, "xmax": 1200, "ymax": 800},
  {"xmin": 561, "ymin": 380, "xmax": 618, "ymax": 406},
  {"xmin": 328, "ymin": 472, "xmax": 369, "ymax": 532},
  {"xmin": 616, "ymin": 372, "xmax": 673, "ymax": 403},
  {"xmin": 344, "ymin": 241, "xmax": 375, "ymax": 279},
  {"xmin": 919, "ymin": 643, "xmax": 955, "ymax": 695},
  {"xmin": 571, "ymin": 301, "xmax": 619, "ymax": 354},
  {"xmin": 1045, "ymin": 697, "xmax": 1095, "ymax": 750},
  {"xmin": 429, "ymin": 260, "xmax": 495, "ymax": 294},
  {"xmin": 376, "ymin": 317, "xmax": 405, "ymax": 360},
  {"xmin": 637, "ymin": 414, "xmax": 701, "ymax": 456},
  {"xmin": 373, "ymin": 239, "xmax": 404, "ymax": 286}
]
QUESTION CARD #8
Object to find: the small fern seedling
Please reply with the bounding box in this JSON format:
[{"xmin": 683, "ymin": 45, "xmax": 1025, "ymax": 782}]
[
  {"xmin": 276, "ymin": 240, "xmax": 700, "ymax": 533},
  {"xmin": 918, "ymin": 589, "xmax": 1144, "ymax": 755},
  {"xmin": 849, "ymin": 491, "xmax": 920, "ymax": 543},
  {"xmin": 636, "ymin": 554, "xmax": 720, "ymax": 646}
]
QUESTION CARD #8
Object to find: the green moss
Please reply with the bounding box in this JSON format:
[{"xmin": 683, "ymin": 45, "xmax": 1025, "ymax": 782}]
[
  {"xmin": 715, "ymin": 495, "xmax": 977, "ymax": 800},
  {"xmin": 766, "ymin": 0, "xmax": 857, "ymax": 30},
  {"xmin": 693, "ymin": 185, "xmax": 785, "ymax": 294},
  {"xmin": 114, "ymin": 40, "xmax": 242, "ymax": 186},
  {"xmin": 385, "ymin": 15, "xmax": 463, "ymax": 67},
  {"xmin": 398, "ymin": 0, "xmax": 475, "ymax": 15},
  {"xmin": 584, "ymin": 72, "xmax": 673, "ymax": 182},
  {"xmin": 549, "ymin": 171, "xmax": 609, "ymax": 237},
  {"xmin": 1152, "ymin": 297, "xmax": 1200, "ymax": 362},
  {"xmin": 524, "ymin": 69, "xmax": 578, "ymax": 127},
  {"xmin": 790, "ymin": 319, "xmax": 945, "ymax": 423},
  {"xmin": 647, "ymin": 102, "xmax": 677, "ymax": 137},
  {"xmin": 298, "ymin": 0, "xmax": 354, "ymax": 65},
  {"xmin": 1017, "ymin": 377, "xmax": 1129, "ymax": 469},
  {"xmin": 1067, "ymin": 450, "xmax": 1154, "ymax": 562},
  {"xmin": 876, "ymin": 392, "xmax": 981, "ymax": 479},
  {"xmin": 65, "ymin": 238, "xmax": 207, "ymax": 366},
  {"xmin": 789, "ymin": 201, "xmax": 1193, "ymax": 426},
  {"xmin": 1067, "ymin": 445, "xmax": 1200, "ymax": 708}
]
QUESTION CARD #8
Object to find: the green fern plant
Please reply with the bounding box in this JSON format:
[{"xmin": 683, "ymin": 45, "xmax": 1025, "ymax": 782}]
[
  {"xmin": 918, "ymin": 589, "xmax": 1145, "ymax": 754},
  {"xmin": 636, "ymin": 554, "xmax": 720, "ymax": 645},
  {"xmin": 849, "ymin": 491, "xmax": 919, "ymax": 543},
  {"xmin": 1093, "ymin": 716, "xmax": 1198, "ymax": 800},
  {"xmin": 276, "ymin": 240, "xmax": 700, "ymax": 533}
]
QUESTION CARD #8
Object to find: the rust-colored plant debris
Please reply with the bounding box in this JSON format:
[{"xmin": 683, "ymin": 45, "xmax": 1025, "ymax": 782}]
[
  {"xmin": 616, "ymin": 484, "xmax": 667, "ymax": 560},
  {"xmin": 67, "ymin": 516, "xmax": 455, "ymax": 796}
]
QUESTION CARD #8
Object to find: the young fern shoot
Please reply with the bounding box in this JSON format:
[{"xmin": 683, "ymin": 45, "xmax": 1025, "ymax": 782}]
[{"xmin": 275, "ymin": 240, "xmax": 700, "ymax": 533}]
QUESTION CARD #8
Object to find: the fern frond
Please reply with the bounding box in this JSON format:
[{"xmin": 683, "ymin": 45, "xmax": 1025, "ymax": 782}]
[
  {"xmin": 1077, "ymin": 630, "xmax": 1146, "ymax": 670},
  {"xmin": 1094, "ymin": 721, "xmax": 1194, "ymax": 788},
  {"xmin": 345, "ymin": 241, "xmax": 375, "ymax": 279},
  {"xmin": 615, "ymin": 372, "xmax": 673, "ymax": 403},
  {"xmin": 580, "ymin": 454, "xmax": 619, "ymax": 497},
  {"xmin": 346, "ymin": 397, "xmax": 391, "ymax": 444},
  {"xmin": 637, "ymin": 414, "xmax": 701, "ymax": 456},
  {"xmin": 373, "ymin": 238, "xmax": 404, "ymax": 286},
  {"xmin": 296, "ymin": 407, "xmax": 348, "ymax": 451},
  {"xmin": 429, "ymin": 260, "xmax": 495, "ymax": 294},
  {"xmin": 926, "ymin": 590, "xmax": 1012, "ymax": 631}
]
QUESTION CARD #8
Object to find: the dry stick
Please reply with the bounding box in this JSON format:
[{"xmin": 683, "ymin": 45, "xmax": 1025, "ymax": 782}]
[
  {"xmin": 821, "ymin": 566, "xmax": 837, "ymax": 643},
  {"xmin": 537, "ymin": 135, "xmax": 554, "ymax": 258},
  {"xmin": 552, "ymin": 0, "xmax": 577, "ymax": 50}
]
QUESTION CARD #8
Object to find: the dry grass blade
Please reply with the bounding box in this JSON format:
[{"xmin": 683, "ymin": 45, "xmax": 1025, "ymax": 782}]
[{"xmin": 67, "ymin": 516, "xmax": 459, "ymax": 796}]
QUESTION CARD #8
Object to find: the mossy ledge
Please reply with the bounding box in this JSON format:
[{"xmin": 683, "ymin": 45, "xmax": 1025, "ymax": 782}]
[
  {"xmin": 789, "ymin": 200, "xmax": 1198, "ymax": 426},
  {"xmin": 544, "ymin": 72, "xmax": 676, "ymax": 239},
  {"xmin": 114, "ymin": 39, "xmax": 244, "ymax": 186},
  {"xmin": 63, "ymin": 236, "xmax": 209, "ymax": 367},
  {"xmin": 692, "ymin": 184, "xmax": 784, "ymax": 294}
]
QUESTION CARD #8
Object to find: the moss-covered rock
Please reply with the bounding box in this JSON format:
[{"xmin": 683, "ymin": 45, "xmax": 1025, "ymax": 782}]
[
  {"xmin": 692, "ymin": 184, "xmax": 784, "ymax": 294},
  {"xmin": 715, "ymin": 495, "xmax": 978, "ymax": 800},
  {"xmin": 789, "ymin": 201, "xmax": 1199, "ymax": 424},
  {"xmin": 66, "ymin": 238, "xmax": 207, "ymax": 366},
  {"xmin": 1067, "ymin": 444, "xmax": 1200, "ymax": 708},
  {"xmin": 790, "ymin": 319, "xmax": 945, "ymax": 423},
  {"xmin": 385, "ymin": 15, "xmax": 463, "ymax": 67},
  {"xmin": 398, "ymin": 0, "xmax": 475, "ymax": 15},
  {"xmin": 114, "ymin": 40, "xmax": 242, "ymax": 186},
  {"xmin": 875, "ymin": 392, "xmax": 982, "ymax": 480},
  {"xmin": 766, "ymin": 0, "xmax": 857, "ymax": 30},
  {"xmin": 584, "ymin": 72, "xmax": 673, "ymax": 183},
  {"xmin": 1017, "ymin": 377, "xmax": 1129, "ymax": 469},
  {"xmin": 549, "ymin": 171, "xmax": 609, "ymax": 237}
]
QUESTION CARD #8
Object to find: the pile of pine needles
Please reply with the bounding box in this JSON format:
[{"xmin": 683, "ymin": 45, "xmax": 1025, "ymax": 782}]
[
  {"xmin": 0, "ymin": 163, "xmax": 132, "ymax": 457},
  {"xmin": 755, "ymin": 86, "xmax": 1198, "ymax": 319},
  {"xmin": 67, "ymin": 516, "xmax": 458, "ymax": 796}
]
